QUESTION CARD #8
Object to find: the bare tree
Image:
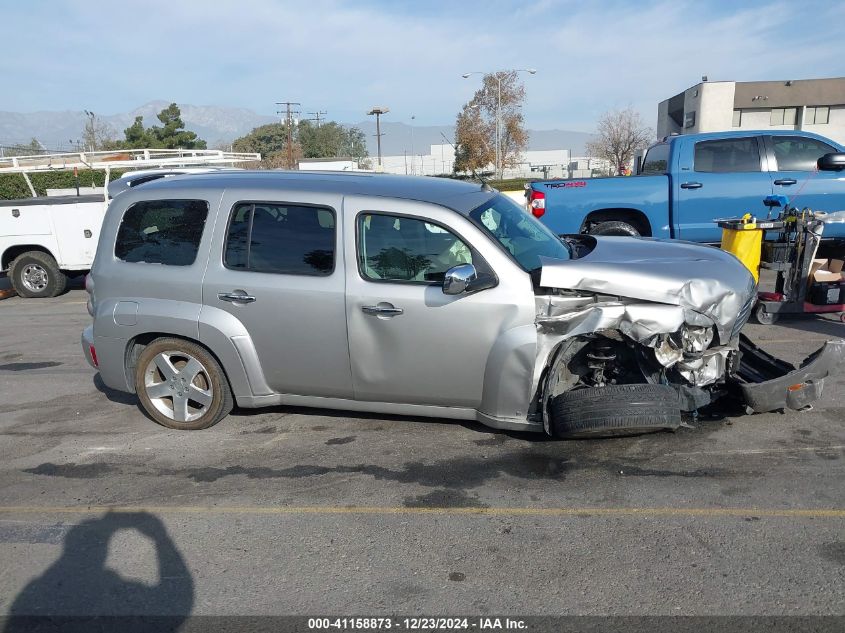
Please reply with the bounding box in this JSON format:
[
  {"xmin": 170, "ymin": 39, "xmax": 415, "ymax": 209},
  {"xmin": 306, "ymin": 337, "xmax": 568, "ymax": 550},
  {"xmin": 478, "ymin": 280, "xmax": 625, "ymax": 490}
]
[
  {"xmin": 454, "ymin": 71, "xmax": 529, "ymax": 176},
  {"xmin": 586, "ymin": 107, "xmax": 653, "ymax": 176},
  {"xmin": 81, "ymin": 115, "xmax": 118, "ymax": 152}
]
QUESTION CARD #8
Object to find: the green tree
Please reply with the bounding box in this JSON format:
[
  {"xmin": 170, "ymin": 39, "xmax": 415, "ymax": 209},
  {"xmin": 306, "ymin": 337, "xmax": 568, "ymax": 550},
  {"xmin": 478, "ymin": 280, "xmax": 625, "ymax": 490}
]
[
  {"xmin": 232, "ymin": 120, "xmax": 368, "ymax": 169},
  {"xmin": 114, "ymin": 104, "xmax": 206, "ymax": 150},
  {"xmin": 121, "ymin": 116, "xmax": 150, "ymax": 148},
  {"xmin": 148, "ymin": 103, "xmax": 206, "ymax": 149},
  {"xmin": 298, "ymin": 121, "xmax": 368, "ymax": 160},
  {"xmin": 231, "ymin": 122, "xmax": 292, "ymax": 168}
]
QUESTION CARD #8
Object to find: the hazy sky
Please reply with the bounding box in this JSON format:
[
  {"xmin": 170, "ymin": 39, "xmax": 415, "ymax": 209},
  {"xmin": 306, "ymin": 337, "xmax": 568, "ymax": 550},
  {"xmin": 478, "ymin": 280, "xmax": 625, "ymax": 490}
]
[{"xmin": 3, "ymin": 0, "xmax": 844, "ymax": 131}]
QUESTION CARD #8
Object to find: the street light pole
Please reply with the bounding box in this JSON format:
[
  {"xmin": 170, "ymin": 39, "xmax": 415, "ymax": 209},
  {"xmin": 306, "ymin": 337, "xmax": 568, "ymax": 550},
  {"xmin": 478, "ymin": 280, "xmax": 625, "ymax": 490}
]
[
  {"xmin": 367, "ymin": 107, "xmax": 389, "ymax": 170},
  {"xmin": 84, "ymin": 110, "xmax": 95, "ymax": 152},
  {"xmin": 461, "ymin": 68, "xmax": 537, "ymax": 179}
]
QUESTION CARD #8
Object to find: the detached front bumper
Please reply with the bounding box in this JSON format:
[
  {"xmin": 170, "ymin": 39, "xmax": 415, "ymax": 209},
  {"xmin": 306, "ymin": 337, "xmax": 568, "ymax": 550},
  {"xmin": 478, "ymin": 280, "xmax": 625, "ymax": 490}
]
[{"xmin": 734, "ymin": 334, "xmax": 845, "ymax": 412}]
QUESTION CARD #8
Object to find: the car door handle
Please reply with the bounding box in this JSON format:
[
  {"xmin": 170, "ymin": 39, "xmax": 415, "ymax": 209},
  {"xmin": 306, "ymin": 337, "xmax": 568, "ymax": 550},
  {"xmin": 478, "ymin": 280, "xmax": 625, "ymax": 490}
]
[
  {"xmin": 362, "ymin": 305, "xmax": 403, "ymax": 316},
  {"xmin": 218, "ymin": 292, "xmax": 256, "ymax": 304},
  {"xmin": 774, "ymin": 179, "xmax": 797, "ymax": 186},
  {"xmin": 680, "ymin": 181, "xmax": 703, "ymax": 189}
]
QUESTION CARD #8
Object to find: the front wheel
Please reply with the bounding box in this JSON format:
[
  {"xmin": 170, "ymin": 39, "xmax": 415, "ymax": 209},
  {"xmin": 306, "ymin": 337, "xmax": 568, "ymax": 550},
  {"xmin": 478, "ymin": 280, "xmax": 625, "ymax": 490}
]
[
  {"xmin": 134, "ymin": 338, "xmax": 233, "ymax": 430},
  {"xmin": 550, "ymin": 384, "xmax": 681, "ymax": 438},
  {"xmin": 587, "ymin": 220, "xmax": 640, "ymax": 237},
  {"xmin": 9, "ymin": 251, "xmax": 67, "ymax": 298}
]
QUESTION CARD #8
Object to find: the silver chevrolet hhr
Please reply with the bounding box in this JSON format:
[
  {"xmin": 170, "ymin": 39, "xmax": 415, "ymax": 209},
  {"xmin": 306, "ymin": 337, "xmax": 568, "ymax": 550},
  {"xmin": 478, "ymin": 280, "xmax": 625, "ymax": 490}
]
[{"xmin": 82, "ymin": 171, "xmax": 843, "ymax": 437}]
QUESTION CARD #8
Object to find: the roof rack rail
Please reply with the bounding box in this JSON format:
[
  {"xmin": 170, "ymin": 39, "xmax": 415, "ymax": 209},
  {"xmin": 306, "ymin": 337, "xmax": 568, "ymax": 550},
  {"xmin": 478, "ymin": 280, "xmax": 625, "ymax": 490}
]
[{"xmin": 0, "ymin": 148, "xmax": 261, "ymax": 198}]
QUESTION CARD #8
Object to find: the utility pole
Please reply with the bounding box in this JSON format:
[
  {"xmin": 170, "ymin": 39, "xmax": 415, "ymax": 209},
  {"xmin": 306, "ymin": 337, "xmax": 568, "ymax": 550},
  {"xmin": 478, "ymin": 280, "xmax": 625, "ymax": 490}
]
[
  {"xmin": 276, "ymin": 101, "xmax": 301, "ymax": 169},
  {"xmin": 367, "ymin": 106, "xmax": 389, "ymax": 170},
  {"xmin": 306, "ymin": 110, "xmax": 327, "ymax": 127},
  {"xmin": 83, "ymin": 110, "xmax": 96, "ymax": 152},
  {"xmin": 410, "ymin": 115, "xmax": 415, "ymax": 175}
]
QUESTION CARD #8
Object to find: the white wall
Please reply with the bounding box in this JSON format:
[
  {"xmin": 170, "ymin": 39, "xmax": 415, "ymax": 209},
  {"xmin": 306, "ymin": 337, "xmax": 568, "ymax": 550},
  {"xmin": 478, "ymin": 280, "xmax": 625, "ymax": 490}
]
[
  {"xmin": 298, "ymin": 159, "xmax": 361, "ymax": 171},
  {"xmin": 736, "ymin": 107, "xmax": 797, "ymax": 131},
  {"xmin": 376, "ymin": 145, "xmax": 572, "ymax": 178},
  {"xmin": 697, "ymin": 82, "xmax": 736, "ymax": 132},
  {"xmin": 802, "ymin": 105, "xmax": 845, "ymax": 146},
  {"xmin": 734, "ymin": 106, "xmax": 845, "ymax": 145}
]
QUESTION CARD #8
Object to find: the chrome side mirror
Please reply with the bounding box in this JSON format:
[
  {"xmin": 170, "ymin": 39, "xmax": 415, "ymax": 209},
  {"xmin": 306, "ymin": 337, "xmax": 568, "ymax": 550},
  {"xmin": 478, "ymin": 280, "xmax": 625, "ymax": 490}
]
[{"xmin": 443, "ymin": 263, "xmax": 477, "ymax": 295}]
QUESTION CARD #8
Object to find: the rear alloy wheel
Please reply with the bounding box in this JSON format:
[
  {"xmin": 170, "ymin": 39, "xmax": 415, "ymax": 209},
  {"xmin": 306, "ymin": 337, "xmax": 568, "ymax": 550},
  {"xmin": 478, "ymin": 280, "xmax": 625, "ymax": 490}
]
[
  {"xmin": 134, "ymin": 338, "xmax": 232, "ymax": 430},
  {"xmin": 9, "ymin": 251, "xmax": 67, "ymax": 298},
  {"xmin": 550, "ymin": 384, "xmax": 681, "ymax": 438},
  {"xmin": 588, "ymin": 221, "xmax": 640, "ymax": 237}
]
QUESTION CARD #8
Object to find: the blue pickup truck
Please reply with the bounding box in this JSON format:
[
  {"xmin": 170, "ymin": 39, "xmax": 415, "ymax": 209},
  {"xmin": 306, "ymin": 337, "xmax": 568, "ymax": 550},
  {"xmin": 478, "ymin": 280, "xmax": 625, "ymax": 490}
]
[{"xmin": 527, "ymin": 130, "xmax": 845, "ymax": 243}]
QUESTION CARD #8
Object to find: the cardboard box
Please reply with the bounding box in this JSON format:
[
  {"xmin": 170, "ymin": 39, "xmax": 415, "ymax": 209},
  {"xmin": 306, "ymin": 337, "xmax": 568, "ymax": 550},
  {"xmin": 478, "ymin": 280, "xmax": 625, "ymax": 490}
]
[{"xmin": 811, "ymin": 258, "xmax": 844, "ymax": 283}]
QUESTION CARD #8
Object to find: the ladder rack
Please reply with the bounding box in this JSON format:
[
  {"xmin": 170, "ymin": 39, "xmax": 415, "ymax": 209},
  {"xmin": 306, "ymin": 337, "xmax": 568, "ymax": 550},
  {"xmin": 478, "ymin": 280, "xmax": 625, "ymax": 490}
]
[
  {"xmin": 0, "ymin": 148, "xmax": 261, "ymax": 199},
  {"xmin": 0, "ymin": 148, "xmax": 261, "ymax": 174}
]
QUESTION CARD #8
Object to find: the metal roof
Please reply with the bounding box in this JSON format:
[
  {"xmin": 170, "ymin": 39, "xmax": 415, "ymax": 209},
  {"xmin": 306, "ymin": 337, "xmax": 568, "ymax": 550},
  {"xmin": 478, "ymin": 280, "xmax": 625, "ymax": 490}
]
[{"xmin": 133, "ymin": 170, "xmax": 499, "ymax": 214}]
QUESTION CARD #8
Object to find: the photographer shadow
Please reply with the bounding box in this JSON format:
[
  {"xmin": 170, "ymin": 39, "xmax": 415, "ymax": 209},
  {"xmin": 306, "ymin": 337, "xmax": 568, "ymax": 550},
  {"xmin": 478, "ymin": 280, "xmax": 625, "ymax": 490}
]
[{"xmin": 4, "ymin": 511, "xmax": 194, "ymax": 632}]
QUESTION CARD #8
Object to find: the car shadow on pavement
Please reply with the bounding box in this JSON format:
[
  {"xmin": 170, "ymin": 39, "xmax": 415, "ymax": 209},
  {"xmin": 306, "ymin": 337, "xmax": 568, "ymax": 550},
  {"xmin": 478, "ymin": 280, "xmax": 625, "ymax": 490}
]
[
  {"xmin": 770, "ymin": 315, "xmax": 844, "ymax": 338},
  {"xmin": 3, "ymin": 511, "xmax": 194, "ymax": 632},
  {"xmin": 93, "ymin": 373, "xmax": 138, "ymax": 406},
  {"xmin": 236, "ymin": 403, "xmax": 558, "ymax": 443}
]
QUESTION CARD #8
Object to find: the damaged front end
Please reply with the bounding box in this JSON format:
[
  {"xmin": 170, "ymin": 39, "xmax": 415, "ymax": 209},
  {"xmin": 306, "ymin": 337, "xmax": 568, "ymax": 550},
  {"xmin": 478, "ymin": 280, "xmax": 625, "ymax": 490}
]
[{"xmin": 532, "ymin": 237, "xmax": 844, "ymax": 431}]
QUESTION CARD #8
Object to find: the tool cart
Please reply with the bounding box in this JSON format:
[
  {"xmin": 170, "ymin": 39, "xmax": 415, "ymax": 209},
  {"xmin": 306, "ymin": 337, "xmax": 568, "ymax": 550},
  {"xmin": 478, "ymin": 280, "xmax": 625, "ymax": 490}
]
[{"xmin": 719, "ymin": 195, "xmax": 845, "ymax": 325}]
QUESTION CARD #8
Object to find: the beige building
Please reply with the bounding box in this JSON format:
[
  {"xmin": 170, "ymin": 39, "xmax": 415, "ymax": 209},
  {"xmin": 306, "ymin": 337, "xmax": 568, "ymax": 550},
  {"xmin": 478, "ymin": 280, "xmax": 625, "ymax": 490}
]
[{"xmin": 657, "ymin": 77, "xmax": 845, "ymax": 145}]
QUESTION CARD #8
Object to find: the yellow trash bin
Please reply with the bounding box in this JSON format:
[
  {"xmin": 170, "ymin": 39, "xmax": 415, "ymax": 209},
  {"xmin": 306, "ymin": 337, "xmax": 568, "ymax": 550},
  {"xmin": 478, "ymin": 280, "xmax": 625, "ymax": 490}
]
[{"xmin": 719, "ymin": 215, "xmax": 763, "ymax": 282}]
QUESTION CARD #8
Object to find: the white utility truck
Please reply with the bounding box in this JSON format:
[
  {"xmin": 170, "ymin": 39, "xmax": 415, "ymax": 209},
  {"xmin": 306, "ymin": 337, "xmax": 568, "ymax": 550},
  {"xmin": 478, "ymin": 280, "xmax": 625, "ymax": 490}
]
[{"xmin": 0, "ymin": 149, "xmax": 260, "ymax": 298}]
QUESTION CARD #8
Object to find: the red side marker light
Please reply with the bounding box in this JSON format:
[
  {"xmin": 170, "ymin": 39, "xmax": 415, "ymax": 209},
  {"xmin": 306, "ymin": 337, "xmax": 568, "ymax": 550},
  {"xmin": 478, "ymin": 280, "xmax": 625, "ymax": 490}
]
[{"xmin": 89, "ymin": 345, "xmax": 99, "ymax": 368}]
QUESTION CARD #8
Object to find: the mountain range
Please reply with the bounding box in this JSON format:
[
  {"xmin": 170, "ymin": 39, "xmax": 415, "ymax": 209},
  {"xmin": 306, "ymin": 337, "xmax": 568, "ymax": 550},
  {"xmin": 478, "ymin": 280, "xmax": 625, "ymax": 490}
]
[{"xmin": 0, "ymin": 101, "xmax": 595, "ymax": 156}]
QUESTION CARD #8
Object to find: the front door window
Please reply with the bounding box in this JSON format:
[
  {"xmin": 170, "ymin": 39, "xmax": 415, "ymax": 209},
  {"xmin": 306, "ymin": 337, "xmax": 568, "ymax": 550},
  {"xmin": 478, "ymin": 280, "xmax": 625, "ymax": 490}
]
[{"xmin": 357, "ymin": 213, "xmax": 472, "ymax": 283}]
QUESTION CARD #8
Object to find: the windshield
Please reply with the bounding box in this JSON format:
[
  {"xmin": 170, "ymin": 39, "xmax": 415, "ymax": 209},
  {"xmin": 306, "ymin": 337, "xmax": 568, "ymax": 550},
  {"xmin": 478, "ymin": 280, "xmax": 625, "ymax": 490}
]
[{"xmin": 468, "ymin": 193, "xmax": 571, "ymax": 271}]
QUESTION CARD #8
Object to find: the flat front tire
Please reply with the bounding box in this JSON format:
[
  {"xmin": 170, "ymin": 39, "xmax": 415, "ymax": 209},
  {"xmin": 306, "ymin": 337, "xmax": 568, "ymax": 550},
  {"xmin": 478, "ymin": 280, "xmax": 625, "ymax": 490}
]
[
  {"xmin": 9, "ymin": 251, "xmax": 67, "ymax": 298},
  {"xmin": 550, "ymin": 384, "xmax": 681, "ymax": 438},
  {"xmin": 134, "ymin": 338, "xmax": 233, "ymax": 430}
]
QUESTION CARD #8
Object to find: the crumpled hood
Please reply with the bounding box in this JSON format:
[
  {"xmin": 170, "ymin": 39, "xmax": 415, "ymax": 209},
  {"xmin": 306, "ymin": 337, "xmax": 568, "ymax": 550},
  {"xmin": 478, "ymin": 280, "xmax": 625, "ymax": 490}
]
[{"xmin": 539, "ymin": 236, "xmax": 757, "ymax": 341}]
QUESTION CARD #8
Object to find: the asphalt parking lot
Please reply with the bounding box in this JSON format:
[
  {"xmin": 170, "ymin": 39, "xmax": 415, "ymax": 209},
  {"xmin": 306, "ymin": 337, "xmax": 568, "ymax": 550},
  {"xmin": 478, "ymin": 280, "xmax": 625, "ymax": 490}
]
[{"xmin": 0, "ymin": 286, "xmax": 843, "ymax": 619}]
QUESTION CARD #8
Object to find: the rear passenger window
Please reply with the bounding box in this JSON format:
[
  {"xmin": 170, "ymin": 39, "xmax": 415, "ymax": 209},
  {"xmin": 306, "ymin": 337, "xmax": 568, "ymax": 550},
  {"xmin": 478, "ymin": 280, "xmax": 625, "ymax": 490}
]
[
  {"xmin": 224, "ymin": 202, "xmax": 335, "ymax": 275},
  {"xmin": 694, "ymin": 138, "xmax": 760, "ymax": 173},
  {"xmin": 640, "ymin": 144, "xmax": 669, "ymax": 174},
  {"xmin": 115, "ymin": 199, "xmax": 208, "ymax": 265}
]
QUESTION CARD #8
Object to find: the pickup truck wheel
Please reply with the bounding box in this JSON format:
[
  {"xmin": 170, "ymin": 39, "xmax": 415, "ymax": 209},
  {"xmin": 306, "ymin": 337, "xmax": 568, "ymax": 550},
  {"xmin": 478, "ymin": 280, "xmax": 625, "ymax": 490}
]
[
  {"xmin": 8, "ymin": 251, "xmax": 67, "ymax": 298},
  {"xmin": 134, "ymin": 338, "xmax": 233, "ymax": 430},
  {"xmin": 588, "ymin": 221, "xmax": 640, "ymax": 236},
  {"xmin": 549, "ymin": 384, "xmax": 681, "ymax": 438}
]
